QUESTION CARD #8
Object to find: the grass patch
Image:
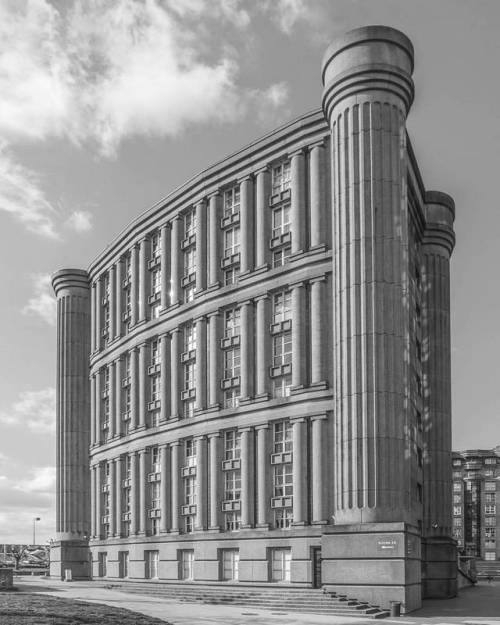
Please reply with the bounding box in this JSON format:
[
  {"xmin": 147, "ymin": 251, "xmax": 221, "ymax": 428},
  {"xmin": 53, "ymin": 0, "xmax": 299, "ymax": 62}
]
[{"xmin": 0, "ymin": 592, "xmax": 172, "ymax": 625}]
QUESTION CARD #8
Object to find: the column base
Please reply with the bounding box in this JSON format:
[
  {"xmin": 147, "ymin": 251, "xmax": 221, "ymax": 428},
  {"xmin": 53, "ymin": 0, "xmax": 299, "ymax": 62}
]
[
  {"xmin": 239, "ymin": 396, "xmax": 253, "ymax": 406},
  {"xmin": 309, "ymin": 380, "xmax": 329, "ymax": 391},
  {"xmin": 253, "ymin": 393, "xmax": 270, "ymax": 403},
  {"xmin": 292, "ymin": 521, "xmax": 307, "ymax": 528},
  {"xmin": 421, "ymin": 535, "xmax": 457, "ymax": 599},
  {"xmin": 256, "ymin": 523, "xmax": 270, "ymax": 530},
  {"xmin": 207, "ymin": 282, "xmax": 221, "ymax": 292},
  {"xmin": 169, "ymin": 529, "xmax": 180, "ymax": 536},
  {"xmin": 49, "ymin": 539, "xmax": 91, "ymax": 581},
  {"xmin": 208, "ymin": 526, "xmax": 221, "ymax": 533},
  {"xmin": 312, "ymin": 520, "xmax": 328, "ymax": 526}
]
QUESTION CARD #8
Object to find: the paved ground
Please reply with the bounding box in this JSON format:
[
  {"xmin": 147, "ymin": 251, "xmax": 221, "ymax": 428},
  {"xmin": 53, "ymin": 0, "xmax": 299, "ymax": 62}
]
[{"xmin": 14, "ymin": 576, "xmax": 500, "ymax": 625}]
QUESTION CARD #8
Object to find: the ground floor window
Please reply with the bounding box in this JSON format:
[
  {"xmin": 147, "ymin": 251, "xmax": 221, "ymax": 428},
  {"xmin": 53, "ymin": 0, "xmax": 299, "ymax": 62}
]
[
  {"xmin": 270, "ymin": 547, "xmax": 291, "ymax": 583},
  {"xmin": 180, "ymin": 549, "xmax": 194, "ymax": 581},
  {"xmin": 221, "ymin": 549, "xmax": 239, "ymax": 581},
  {"xmin": 145, "ymin": 550, "xmax": 159, "ymax": 579},
  {"xmin": 98, "ymin": 552, "xmax": 107, "ymax": 577},
  {"xmin": 118, "ymin": 551, "xmax": 129, "ymax": 578},
  {"xmin": 485, "ymin": 551, "xmax": 496, "ymax": 561}
]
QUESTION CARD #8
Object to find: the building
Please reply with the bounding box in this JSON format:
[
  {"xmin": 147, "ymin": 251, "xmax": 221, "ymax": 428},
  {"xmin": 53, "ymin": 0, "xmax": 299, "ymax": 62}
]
[
  {"xmin": 452, "ymin": 448, "xmax": 500, "ymax": 560},
  {"xmin": 50, "ymin": 26, "xmax": 456, "ymax": 612}
]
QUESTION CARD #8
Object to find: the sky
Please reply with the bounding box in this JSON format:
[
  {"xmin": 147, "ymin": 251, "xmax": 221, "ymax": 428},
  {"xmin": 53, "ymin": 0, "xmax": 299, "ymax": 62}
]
[{"xmin": 0, "ymin": 0, "xmax": 499, "ymax": 545}]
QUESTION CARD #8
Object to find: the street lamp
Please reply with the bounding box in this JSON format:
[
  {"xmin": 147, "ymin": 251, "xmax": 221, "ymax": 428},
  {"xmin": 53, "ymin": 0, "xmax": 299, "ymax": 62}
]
[{"xmin": 32, "ymin": 517, "xmax": 40, "ymax": 545}]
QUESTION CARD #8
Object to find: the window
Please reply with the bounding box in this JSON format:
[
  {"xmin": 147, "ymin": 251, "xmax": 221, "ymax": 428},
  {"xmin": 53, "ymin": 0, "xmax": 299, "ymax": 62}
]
[
  {"xmin": 224, "ymin": 227, "xmax": 240, "ymax": 257},
  {"xmin": 224, "ymin": 308, "xmax": 240, "ymax": 337},
  {"xmin": 184, "ymin": 210, "xmax": 196, "ymax": 238},
  {"xmin": 453, "ymin": 517, "xmax": 462, "ymax": 527},
  {"xmin": 151, "ymin": 231, "xmax": 161, "ymax": 258},
  {"xmin": 273, "ymin": 422, "xmax": 292, "ymax": 454},
  {"xmin": 273, "ymin": 334, "xmax": 292, "ymax": 367},
  {"xmin": 151, "ymin": 340, "xmax": 160, "ymax": 365},
  {"xmin": 145, "ymin": 550, "xmax": 159, "ymax": 579},
  {"xmin": 151, "ymin": 446, "xmax": 160, "ymax": 473},
  {"xmin": 224, "ymin": 471, "xmax": 241, "ymax": 501},
  {"xmin": 180, "ymin": 550, "xmax": 194, "ymax": 580},
  {"xmin": 118, "ymin": 551, "xmax": 129, "ymax": 578},
  {"xmin": 485, "ymin": 458, "xmax": 497, "ymax": 465},
  {"xmin": 224, "ymin": 431, "xmax": 241, "ymax": 460},
  {"xmin": 453, "ymin": 471, "xmax": 462, "ymax": 478},
  {"xmin": 223, "ymin": 186, "xmax": 240, "ymax": 218},
  {"xmin": 184, "ymin": 363, "xmax": 195, "ymax": 391},
  {"xmin": 485, "ymin": 552, "xmax": 496, "ymax": 561},
  {"xmin": 184, "ymin": 515, "xmax": 194, "ymax": 534},
  {"xmin": 453, "ymin": 482, "xmax": 462, "ymax": 492},
  {"xmin": 185, "ymin": 439, "xmax": 196, "ymax": 467},
  {"xmin": 453, "ymin": 505, "xmax": 462, "ymax": 516},
  {"xmin": 272, "ymin": 291, "xmax": 291, "ymax": 323},
  {"xmin": 184, "ymin": 323, "xmax": 197, "ymax": 351},
  {"xmin": 151, "ymin": 268, "xmax": 161, "ymax": 295},
  {"xmin": 270, "ymin": 548, "xmax": 291, "ymax": 582},
  {"xmin": 98, "ymin": 552, "xmax": 107, "ymax": 577},
  {"xmin": 221, "ymin": 549, "xmax": 239, "ymax": 581},
  {"xmin": 452, "ymin": 459, "xmax": 462, "ymax": 467},
  {"xmin": 485, "ymin": 517, "xmax": 496, "ymax": 527},
  {"xmin": 272, "ymin": 204, "xmax": 291, "ymax": 237},
  {"xmin": 274, "ymin": 463, "xmax": 293, "ymax": 498},
  {"xmin": 485, "ymin": 505, "xmax": 496, "ymax": 515},
  {"xmin": 485, "ymin": 493, "xmax": 496, "ymax": 503},
  {"xmin": 224, "ymin": 266, "xmax": 240, "ymax": 285},
  {"xmin": 183, "ymin": 399, "xmax": 195, "ymax": 418},
  {"xmin": 485, "ymin": 482, "xmax": 496, "ymax": 491},
  {"xmin": 453, "ymin": 494, "xmax": 462, "ymax": 504},
  {"xmin": 184, "ymin": 247, "xmax": 196, "ymax": 276},
  {"xmin": 151, "ymin": 375, "xmax": 160, "ymax": 402},
  {"xmin": 150, "ymin": 482, "xmax": 161, "ymax": 511},
  {"xmin": 224, "ymin": 389, "xmax": 240, "ymax": 409},
  {"xmin": 225, "ymin": 511, "xmax": 241, "ymax": 532},
  {"xmin": 185, "ymin": 476, "xmax": 195, "ymax": 507},
  {"xmin": 274, "ymin": 508, "xmax": 293, "ymax": 530},
  {"xmin": 272, "ymin": 246, "xmax": 291, "ymax": 268},
  {"xmin": 272, "ymin": 161, "xmax": 291, "ymax": 194},
  {"xmin": 224, "ymin": 349, "xmax": 241, "ymax": 379}
]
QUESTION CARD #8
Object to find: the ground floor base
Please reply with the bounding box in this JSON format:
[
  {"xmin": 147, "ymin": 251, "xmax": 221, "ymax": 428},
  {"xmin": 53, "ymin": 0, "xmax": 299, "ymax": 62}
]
[{"xmin": 49, "ymin": 539, "xmax": 91, "ymax": 580}]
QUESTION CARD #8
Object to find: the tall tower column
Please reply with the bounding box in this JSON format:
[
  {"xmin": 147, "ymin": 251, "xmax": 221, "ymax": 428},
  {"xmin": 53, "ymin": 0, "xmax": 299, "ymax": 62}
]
[
  {"xmin": 51, "ymin": 268, "xmax": 91, "ymax": 580},
  {"xmin": 322, "ymin": 26, "xmax": 414, "ymax": 524}
]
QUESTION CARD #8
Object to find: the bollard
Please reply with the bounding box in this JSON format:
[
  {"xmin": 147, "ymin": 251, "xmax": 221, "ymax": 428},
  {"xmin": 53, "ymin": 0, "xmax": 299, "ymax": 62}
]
[{"xmin": 390, "ymin": 600, "xmax": 401, "ymax": 616}]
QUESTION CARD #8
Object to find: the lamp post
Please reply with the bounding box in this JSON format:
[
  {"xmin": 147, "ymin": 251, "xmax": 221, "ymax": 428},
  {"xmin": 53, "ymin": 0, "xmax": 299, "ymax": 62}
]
[{"xmin": 32, "ymin": 517, "xmax": 40, "ymax": 546}]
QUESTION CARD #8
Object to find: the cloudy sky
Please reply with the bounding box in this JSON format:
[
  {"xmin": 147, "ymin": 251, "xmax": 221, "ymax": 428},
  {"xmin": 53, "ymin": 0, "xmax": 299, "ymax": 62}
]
[{"xmin": 0, "ymin": 0, "xmax": 499, "ymax": 544}]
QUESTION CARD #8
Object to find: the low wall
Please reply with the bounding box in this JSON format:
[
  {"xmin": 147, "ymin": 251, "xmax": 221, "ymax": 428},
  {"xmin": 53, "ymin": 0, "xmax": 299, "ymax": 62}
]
[{"xmin": 0, "ymin": 569, "xmax": 13, "ymax": 589}]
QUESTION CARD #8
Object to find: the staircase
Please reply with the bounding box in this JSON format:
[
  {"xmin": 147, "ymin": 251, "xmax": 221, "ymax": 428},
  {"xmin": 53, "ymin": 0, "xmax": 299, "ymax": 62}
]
[
  {"xmin": 92, "ymin": 580, "xmax": 390, "ymax": 618},
  {"xmin": 476, "ymin": 560, "xmax": 500, "ymax": 580}
]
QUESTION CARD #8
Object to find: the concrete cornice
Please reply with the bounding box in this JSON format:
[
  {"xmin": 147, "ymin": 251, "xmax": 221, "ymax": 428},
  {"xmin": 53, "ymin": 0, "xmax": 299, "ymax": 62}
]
[{"xmin": 52, "ymin": 268, "xmax": 90, "ymax": 297}]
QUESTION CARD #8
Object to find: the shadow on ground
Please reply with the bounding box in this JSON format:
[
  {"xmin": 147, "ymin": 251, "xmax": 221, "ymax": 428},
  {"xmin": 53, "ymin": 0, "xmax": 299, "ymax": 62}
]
[{"xmin": 413, "ymin": 581, "xmax": 500, "ymax": 618}]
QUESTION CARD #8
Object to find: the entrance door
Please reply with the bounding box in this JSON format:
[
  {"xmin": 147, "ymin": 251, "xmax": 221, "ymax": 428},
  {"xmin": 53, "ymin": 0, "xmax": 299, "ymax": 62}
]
[
  {"xmin": 271, "ymin": 548, "xmax": 291, "ymax": 582},
  {"xmin": 311, "ymin": 547, "xmax": 322, "ymax": 588},
  {"xmin": 222, "ymin": 549, "xmax": 239, "ymax": 581}
]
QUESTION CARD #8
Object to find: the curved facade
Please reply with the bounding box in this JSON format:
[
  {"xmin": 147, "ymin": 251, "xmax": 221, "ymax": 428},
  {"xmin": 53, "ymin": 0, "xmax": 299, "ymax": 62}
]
[{"xmin": 50, "ymin": 26, "xmax": 456, "ymax": 612}]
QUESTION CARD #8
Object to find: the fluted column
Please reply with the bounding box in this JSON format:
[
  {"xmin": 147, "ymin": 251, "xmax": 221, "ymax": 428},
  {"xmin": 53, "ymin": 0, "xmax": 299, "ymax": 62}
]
[
  {"xmin": 90, "ymin": 465, "xmax": 96, "ymax": 538},
  {"xmin": 240, "ymin": 176, "xmax": 254, "ymax": 274},
  {"xmin": 52, "ymin": 269, "xmax": 91, "ymax": 544},
  {"xmin": 130, "ymin": 347, "xmax": 138, "ymax": 430},
  {"xmin": 95, "ymin": 277, "xmax": 102, "ymax": 351},
  {"xmin": 109, "ymin": 459, "xmax": 116, "ymax": 536},
  {"xmin": 108, "ymin": 362, "xmax": 116, "ymax": 439},
  {"xmin": 195, "ymin": 200, "xmax": 207, "ymax": 293},
  {"xmin": 114, "ymin": 357, "xmax": 122, "ymax": 437},
  {"xmin": 195, "ymin": 317, "xmax": 207, "ymax": 411},
  {"xmin": 170, "ymin": 442, "xmax": 180, "ymax": 533},
  {"xmin": 310, "ymin": 277, "xmax": 326, "ymax": 386},
  {"xmin": 208, "ymin": 311, "xmax": 221, "ymax": 407},
  {"xmin": 160, "ymin": 333, "xmax": 170, "ymax": 421},
  {"xmin": 90, "ymin": 374, "xmax": 96, "ymax": 447},
  {"xmin": 208, "ymin": 193, "xmax": 222, "ymax": 287},
  {"xmin": 115, "ymin": 260, "xmax": 123, "ymax": 339},
  {"xmin": 292, "ymin": 419, "xmax": 307, "ymax": 526},
  {"xmin": 195, "ymin": 436, "xmax": 207, "ymax": 530},
  {"xmin": 256, "ymin": 425, "xmax": 269, "ymax": 528},
  {"xmin": 160, "ymin": 224, "xmax": 170, "ymax": 310},
  {"xmin": 255, "ymin": 295, "xmax": 270, "ymax": 398},
  {"xmin": 170, "ymin": 216, "xmax": 181, "ymax": 306},
  {"xmin": 130, "ymin": 244, "xmax": 139, "ymax": 325},
  {"xmin": 138, "ymin": 449, "xmax": 147, "ymax": 534},
  {"xmin": 130, "ymin": 452, "xmax": 138, "ymax": 535},
  {"xmin": 138, "ymin": 238, "xmax": 149, "ymax": 322},
  {"xmin": 422, "ymin": 191, "xmax": 455, "ymax": 537},
  {"xmin": 290, "ymin": 150, "xmax": 306, "ymax": 254},
  {"xmin": 311, "ymin": 415, "xmax": 327, "ymax": 524},
  {"xmin": 291, "ymin": 282, "xmax": 306, "ymax": 390},
  {"xmin": 322, "ymin": 25, "xmax": 415, "ymax": 523},
  {"xmin": 170, "ymin": 329, "xmax": 181, "ymax": 418},
  {"xmin": 160, "ymin": 444, "xmax": 170, "ymax": 533},
  {"xmin": 255, "ymin": 167, "xmax": 271, "ymax": 268},
  {"xmin": 309, "ymin": 142, "xmax": 326, "ymax": 248},
  {"xmin": 138, "ymin": 342, "xmax": 147, "ymax": 429},
  {"xmin": 90, "ymin": 285, "xmax": 96, "ymax": 353},
  {"xmin": 208, "ymin": 434, "xmax": 221, "ymax": 530},
  {"xmin": 240, "ymin": 428, "xmax": 254, "ymax": 528},
  {"xmin": 94, "ymin": 371, "xmax": 101, "ymax": 444},
  {"xmin": 240, "ymin": 301, "xmax": 254, "ymax": 400},
  {"xmin": 95, "ymin": 463, "xmax": 101, "ymax": 539},
  {"xmin": 108, "ymin": 266, "xmax": 116, "ymax": 340},
  {"xmin": 114, "ymin": 457, "xmax": 122, "ymax": 537}
]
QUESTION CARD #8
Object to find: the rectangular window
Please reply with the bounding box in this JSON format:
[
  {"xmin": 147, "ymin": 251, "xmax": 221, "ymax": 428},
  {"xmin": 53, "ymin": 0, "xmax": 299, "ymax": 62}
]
[
  {"xmin": 224, "ymin": 308, "xmax": 240, "ymax": 337},
  {"xmin": 151, "ymin": 375, "xmax": 160, "ymax": 402},
  {"xmin": 453, "ymin": 494, "xmax": 462, "ymax": 504},
  {"xmin": 183, "ymin": 362, "xmax": 195, "ymax": 391},
  {"xmin": 453, "ymin": 517, "xmax": 462, "ymax": 527},
  {"xmin": 180, "ymin": 550, "xmax": 194, "ymax": 580},
  {"xmin": 273, "ymin": 334, "xmax": 292, "ymax": 367},
  {"xmin": 224, "ymin": 227, "xmax": 240, "ymax": 257},
  {"xmin": 224, "ymin": 266, "xmax": 240, "ymax": 286},
  {"xmin": 184, "ymin": 247, "xmax": 196, "ymax": 275},
  {"xmin": 485, "ymin": 505, "xmax": 496, "ymax": 515},
  {"xmin": 270, "ymin": 548, "xmax": 291, "ymax": 582},
  {"xmin": 223, "ymin": 186, "xmax": 240, "ymax": 218},
  {"xmin": 224, "ymin": 389, "xmax": 240, "ymax": 409},
  {"xmin": 145, "ymin": 550, "xmax": 159, "ymax": 579},
  {"xmin": 272, "ymin": 246, "xmax": 291, "ymax": 268},
  {"xmin": 151, "ymin": 446, "xmax": 160, "ymax": 472},
  {"xmin": 273, "ymin": 421, "xmax": 292, "ymax": 454},
  {"xmin": 485, "ymin": 458, "xmax": 497, "ymax": 465},
  {"xmin": 272, "ymin": 291, "xmax": 291, "ymax": 323},
  {"xmin": 151, "ymin": 482, "xmax": 161, "ymax": 509},
  {"xmin": 151, "ymin": 231, "xmax": 161, "ymax": 258},
  {"xmin": 184, "ymin": 323, "xmax": 197, "ymax": 351},
  {"xmin": 118, "ymin": 551, "xmax": 129, "ymax": 578},
  {"xmin": 485, "ymin": 482, "xmax": 497, "ymax": 491},
  {"xmin": 453, "ymin": 505, "xmax": 462, "ymax": 516},
  {"xmin": 453, "ymin": 482, "xmax": 462, "ymax": 492},
  {"xmin": 221, "ymin": 549, "xmax": 239, "ymax": 581},
  {"xmin": 274, "ymin": 508, "xmax": 293, "ymax": 529},
  {"xmin": 485, "ymin": 517, "xmax": 496, "ymax": 527},
  {"xmin": 272, "ymin": 161, "xmax": 291, "ymax": 194},
  {"xmin": 485, "ymin": 552, "xmax": 496, "ymax": 561},
  {"xmin": 98, "ymin": 552, "xmax": 107, "ymax": 577},
  {"xmin": 224, "ymin": 471, "xmax": 241, "ymax": 501},
  {"xmin": 485, "ymin": 493, "xmax": 496, "ymax": 503},
  {"xmin": 272, "ymin": 204, "xmax": 291, "ymax": 237},
  {"xmin": 151, "ymin": 268, "xmax": 161, "ymax": 295},
  {"xmin": 224, "ymin": 349, "xmax": 241, "ymax": 379},
  {"xmin": 273, "ymin": 463, "xmax": 293, "ymax": 498},
  {"xmin": 184, "ymin": 515, "xmax": 194, "ymax": 534},
  {"xmin": 225, "ymin": 511, "xmax": 241, "ymax": 532},
  {"xmin": 224, "ymin": 431, "xmax": 241, "ymax": 460},
  {"xmin": 184, "ymin": 476, "xmax": 195, "ymax": 506},
  {"xmin": 151, "ymin": 339, "xmax": 160, "ymax": 365},
  {"xmin": 184, "ymin": 210, "xmax": 196, "ymax": 238}
]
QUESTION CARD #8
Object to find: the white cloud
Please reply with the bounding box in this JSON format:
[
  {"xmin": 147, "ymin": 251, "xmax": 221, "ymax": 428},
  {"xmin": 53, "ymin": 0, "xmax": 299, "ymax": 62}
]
[
  {"xmin": 255, "ymin": 82, "xmax": 291, "ymax": 127},
  {"xmin": 0, "ymin": 387, "xmax": 56, "ymax": 434},
  {"xmin": 22, "ymin": 274, "xmax": 56, "ymax": 326},
  {"xmin": 65, "ymin": 209, "xmax": 93, "ymax": 233},
  {"xmin": 0, "ymin": 145, "xmax": 59, "ymax": 238},
  {"xmin": 14, "ymin": 466, "xmax": 56, "ymax": 495}
]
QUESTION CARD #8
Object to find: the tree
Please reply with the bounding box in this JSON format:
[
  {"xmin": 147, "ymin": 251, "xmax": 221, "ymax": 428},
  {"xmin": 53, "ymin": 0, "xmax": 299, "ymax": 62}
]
[{"xmin": 10, "ymin": 545, "xmax": 27, "ymax": 570}]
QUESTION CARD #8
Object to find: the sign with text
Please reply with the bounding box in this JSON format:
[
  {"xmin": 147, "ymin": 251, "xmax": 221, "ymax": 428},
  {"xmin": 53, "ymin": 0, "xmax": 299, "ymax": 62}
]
[{"xmin": 377, "ymin": 538, "xmax": 398, "ymax": 552}]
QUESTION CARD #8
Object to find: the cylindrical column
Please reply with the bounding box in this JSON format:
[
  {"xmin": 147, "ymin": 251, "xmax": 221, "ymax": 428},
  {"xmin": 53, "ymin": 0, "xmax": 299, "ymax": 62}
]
[
  {"xmin": 208, "ymin": 312, "xmax": 221, "ymax": 407},
  {"xmin": 115, "ymin": 260, "xmax": 123, "ymax": 339},
  {"xmin": 310, "ymin": 277, "xmax": 326, "ymax": 385},
  {"xmin": 195, "ymin": 199, "xmax": 207, "ymax": 293},
  {"xmin": 138, "ymin": 449, "xmax": 147, "ymax": 534},
  {"xmin": 90, "ymin": 465, "xmax": 96, "ymax": 538},
  {"xmin": 130, "ymin": 451, "xmax": 138, "ymax": 534},
  {"xmin": 160, "ymin": 333, "xmax": 170, "ymax": 421},
  {"xmin": 95, "ymin": 277, "xmax": 102, "ymax": 351},
  {"xmin": 255, "ymin": 295, "xmax": 270, "ymax": 398},
  {"xmin": 240, "ymin": 301, "xmax": 254, "ymax": 400},
  {"xmin": 170, "ymin": 442, "xmax": 180, "ymax": 533},
  {"xmin": 138, "ymin": 237, "xmax": 148, "ymax": 322},
  {"xmin": 90, "ymin": 374, "xmax": 96, "ymax": 447},
  {"xmin": 422, "ymin": 191, "xmax": 455, "ymax": 537},
  {"xmin": 291, "ymin": 283, "xmax": 306, "ymax": 390},
  {"xmin": 130, "ymin": 347, "xmax": 138, "ymax": 430},
  {"xmin": 208, "ymin": 193, "xmax": 222, "ymax": 286},
  {"xmin": 109, "ymin": 265, "xmax": 116, "ymax": 339},
  {"xmin": 255, "ymin": 167, "xmax": 271, "ymax": 268},
  {"xmin": 170, "ymin": 329, "xmax": 181, "ymax": 418},
  {"xmin": 292, "ymin": 418, "xmax": 307, "ymax": 526},
  {"xmin": 130, "ymin": 244, "xmax": 139, "ymax": 325},
  {"xmin": 138, "ymin": 342, "xmax": 147, "ymax": 428},
  {"xmin": 94, "ymin": 371, "xmax": 101, "ymax": 444},
  {"xmin": 195, "ymin": 436, "xmax": 207, "ymax": 530},
  {"xmin": 311, "ymin": 416, "xmax": 326, "ymax": 524},
  {"xmin": 240, "ymin": 428, "xmax": 254, "ymax": 528},
  {"xmin": 309, "ymin": 143, "xmax": 326, "ymax": 248},
  {"xmin": 109, "ymin": 458, "xmax": 116, "ymax": 536},
  {"xmin": 322, "ymin": 25, "xmax": 415, "ymax": 523},
  {"xmin": 52, "ymin": 269, "xmax": 91, "ymax": 543},
  {"xmin": 114, "ymin": 357, "xmax": 122, "ymax": 437},
  {"xmin": 290, "ymin": 150, "xmax": 306, "ymax": 254},
  {"xmin": 170, "ymin": 216, "xmax": 181, "ymax": 306},
  {"xmin": 160, "ymin": 224, "xmax": 170, "ymax": 310},
  {"xmin": 256, "ymin": 425, "xmax": 269, "ymax": 528},
  {"xmin": 90, "ymin": 285, "xmax": 96, "ymax": 353},
  {"xmin": 95, "ymin": 462, "xmax": 101, "ymax": 539},
  {"xmin": 208, "ymin": 434, "xmax": 220, "ymax": 530},
  {"xmin": 108, "ymin": 362, "xmax": 116, "ymax": 439},
  {"xmin": 114, "ymin": 457, "xmax": 122, "ymax": 537},
  {"xmin": 160, "ymin": 444, "xmax": 170, "ymax": 533},
  {"xmin": 240, "ymin": 176, "xmax": 254, "ymax": 274},
  {"xmin": 195, "ymin": 317, "xmax": 207, "ymax": 411}
]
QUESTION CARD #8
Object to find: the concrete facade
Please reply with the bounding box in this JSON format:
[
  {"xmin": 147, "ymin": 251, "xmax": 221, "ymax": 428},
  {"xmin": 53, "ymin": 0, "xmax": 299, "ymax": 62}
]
[{"xmin": 51, "ymin": 26, "xmax": 456, "ymax": 613}]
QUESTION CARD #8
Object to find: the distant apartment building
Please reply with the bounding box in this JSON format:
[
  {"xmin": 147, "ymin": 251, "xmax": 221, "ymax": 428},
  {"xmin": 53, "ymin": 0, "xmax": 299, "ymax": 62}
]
[{"xmin": 452, "ymin": 448, "xmax": 500, "ymax": 560}]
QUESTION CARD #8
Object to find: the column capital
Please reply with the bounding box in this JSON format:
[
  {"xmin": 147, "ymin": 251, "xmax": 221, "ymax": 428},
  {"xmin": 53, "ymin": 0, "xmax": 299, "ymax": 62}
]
[
  {"xmin": 290, "ymin": 279, "xmax": 306, "ymax": 290},
  {"xmin": 255, "ymin": 165, "xmax": 270, "ymax": 176},
  {"xmin": 193, "ymin": 433, "xmax": 207, "ymax": 442},
  {"xmin": 207, "ymin": 190, "xmax": 222, "ymax": 200},
  {"xmin": 255, "ymin": 293, "xmax": 269, "ymax": 303},
  {"xmin": 137, "ymin": 448, "xmax": 148, "ymax": 456},
  {"xmin": 194, "ymin": 196, "xmax": 207, "ymax": 207},
  {"xmin": 170, "ymin": 214, "xmax": 182, "ymax": 224},
  {"xmin": 238, "ymin": 173, "xmax": 253, "ymax": 184},
  {"xmin": 207, "ymin": 432, "xmax": 220, "ymax": 440},
  {"xmin": 309, "ymin": 275, "xmax": 327, "ymax": 285},
  {"xmin": 290, "ymin": 416, "xmax": 307, "ymax": 424},
  {"xmin": 309, "ymin": 412, "xmax": 328, "ymax": 421},
  {"xmin": 290, "ymin": 147, "xmax": 306, "ymax": 159},
  {"xmin": 207, "ymin": 308, "xmax": 221, "ymax": 319},
  {"xmin": 159, "ymin": 222, "xmax": 171, "ymax": 231},
  {"xmin": 254, "ymin": 423, "xmax": 269, "ymax": 431},
  {"xmin": 113, "ymin": 456, "xmax": 122, "ymax": 464},
  {"xmin": 240, "ymin": 298, "xmax": 254, "ymax": 308},
  {"xmin": 239, "ymin": 426, "xmax": 253, "ymax": 433},
  {"xmin": 158, "ymin": 442, "xmax": 169, "ymax": 450},
  {"xmin": 194, "ymin": 314, "xmax": 207, "ymax": 324},
  {"xmin": 308, "ymin": 139, "xmax": 326, "ymax": 151},
  {"xmin": 169, "ymin": 440, "xmax": 181, "ymax": 448},
  {"xmin": 158, "ymin": 331, "xmax": 169, "ymax": 340}
]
